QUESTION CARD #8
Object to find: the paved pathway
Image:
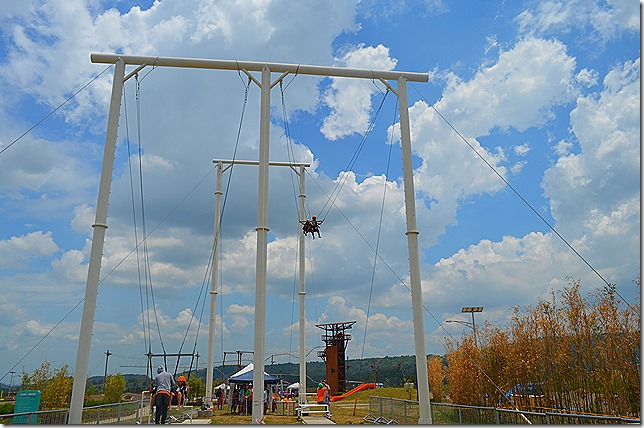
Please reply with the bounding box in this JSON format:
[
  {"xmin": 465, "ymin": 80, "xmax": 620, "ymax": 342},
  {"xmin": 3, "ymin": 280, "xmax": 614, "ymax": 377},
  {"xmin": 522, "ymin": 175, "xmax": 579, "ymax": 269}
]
[{"xmin": 300, "ymin": 416, "xmax": 335, "ymax": 424}]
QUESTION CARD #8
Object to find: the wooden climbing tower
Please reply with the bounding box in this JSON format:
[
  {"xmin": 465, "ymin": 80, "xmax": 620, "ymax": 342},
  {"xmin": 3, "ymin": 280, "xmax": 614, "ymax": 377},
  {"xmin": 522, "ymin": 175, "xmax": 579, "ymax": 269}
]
[{"xmin": 316, "ymin": 321, "xmax": 356, "ymax": 394}]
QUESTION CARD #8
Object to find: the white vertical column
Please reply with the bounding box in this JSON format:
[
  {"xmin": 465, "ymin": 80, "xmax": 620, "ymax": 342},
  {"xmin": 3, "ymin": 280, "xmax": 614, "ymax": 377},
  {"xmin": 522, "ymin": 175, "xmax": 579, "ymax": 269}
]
[
  {"xmin": 205, "ymin": 161, "xmax": 224, "ymax": 407},
  {"xmin": 252, "ymin": 65, "xmax": 271, "ymax": 423},
  {"xmin": 298, "ymin": 165, "xmax": 307, "ymax": 405},
  {"xmin": 397, "ymin": 75, "xmax": 432, "ymax": 424},
  {"xmin": 69, "ymin": 58, "xmax": 126, "ymax": 425}
]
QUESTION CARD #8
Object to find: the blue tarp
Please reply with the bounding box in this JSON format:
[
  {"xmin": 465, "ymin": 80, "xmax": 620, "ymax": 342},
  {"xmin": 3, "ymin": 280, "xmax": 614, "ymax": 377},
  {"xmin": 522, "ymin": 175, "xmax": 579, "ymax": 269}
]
[{"xmin": 228, "ymin": 364, "xmax": 281, "ymax": 384}]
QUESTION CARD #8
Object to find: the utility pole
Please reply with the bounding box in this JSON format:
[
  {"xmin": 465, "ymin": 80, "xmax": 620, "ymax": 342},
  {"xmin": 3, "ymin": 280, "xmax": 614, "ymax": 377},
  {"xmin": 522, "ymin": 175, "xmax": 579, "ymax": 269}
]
[{"xmin": 103, "ymin": 350, "xmax": 112, "ymax": 390}]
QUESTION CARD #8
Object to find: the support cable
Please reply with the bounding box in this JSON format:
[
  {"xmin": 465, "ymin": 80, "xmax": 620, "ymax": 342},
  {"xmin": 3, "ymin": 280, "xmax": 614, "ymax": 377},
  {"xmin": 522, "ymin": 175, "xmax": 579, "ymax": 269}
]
[
  {"xmin": 409, "ymin": 84, "xmax": 636, "ymax": 315},
  {"xmin": 305, "ymin": 169, "xmax": 532, "ymax": 422},
  {"xmin": 0, "ymin": 64, "xmax": 113, "ymax": 156}
]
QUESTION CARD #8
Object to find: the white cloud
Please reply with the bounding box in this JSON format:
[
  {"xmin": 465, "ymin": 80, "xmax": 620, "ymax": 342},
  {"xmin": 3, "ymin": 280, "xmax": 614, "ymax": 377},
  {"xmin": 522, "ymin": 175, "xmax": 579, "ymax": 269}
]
[
  {"xmin": 321, "ymin": 44, "xmax": 397, "ymax": 140},
  {"xmin": 543, "ymin": 58, "xmax": 639, "ymax": 236},
  {"xmin": 513, "ymin": 143, "xmax": 530, "ymax": 156},
  {"xmin": 516, "ymin": 0, "xmax": 639, "ymax": 42},
  {"xmin": 576, "ymin": 68, "xmax": 599, "ymax": 88},
  {"xmin": 0, "ymin": 231, "xmax": 59, "ymax": 268}
]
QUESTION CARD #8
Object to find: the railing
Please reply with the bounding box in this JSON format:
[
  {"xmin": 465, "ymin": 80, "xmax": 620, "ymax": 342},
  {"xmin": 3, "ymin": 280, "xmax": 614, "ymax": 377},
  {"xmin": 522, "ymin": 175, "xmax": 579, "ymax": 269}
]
[
  {"xmin": 0, "ymin": 409, "xmax": 69, "ymax": 425},
  {"xmin": 365, "ymin": 396, "xmax": 419, "ymax": 424},
  {"xmin": 0, "ymin": 398, "xmax": 149, "ymax": 425},
  {"xmin": 366, "ymin": 396, "xmax": 641, "ymax": 425},
  {"xmin": 430, "ymin": 402, "xmax": 641, "ymax": 425},
  {"xmin": 80, "ymin": 401, "xmax": 143, "ymax": 424}
]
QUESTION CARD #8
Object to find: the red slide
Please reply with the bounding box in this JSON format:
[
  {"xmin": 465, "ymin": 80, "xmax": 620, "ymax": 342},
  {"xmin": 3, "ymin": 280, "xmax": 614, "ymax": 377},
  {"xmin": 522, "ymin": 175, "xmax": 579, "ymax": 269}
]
[{"xmin": 330, "ymin": 383, "xmax": 376, "ymax": 402}]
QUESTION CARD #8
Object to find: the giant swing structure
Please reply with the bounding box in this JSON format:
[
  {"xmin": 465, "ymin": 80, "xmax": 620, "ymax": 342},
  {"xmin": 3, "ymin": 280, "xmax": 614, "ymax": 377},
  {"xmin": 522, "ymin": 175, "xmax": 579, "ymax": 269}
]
[{"xmin": 69, "ymin": 53, "xmax": 431, "ymax": 424}]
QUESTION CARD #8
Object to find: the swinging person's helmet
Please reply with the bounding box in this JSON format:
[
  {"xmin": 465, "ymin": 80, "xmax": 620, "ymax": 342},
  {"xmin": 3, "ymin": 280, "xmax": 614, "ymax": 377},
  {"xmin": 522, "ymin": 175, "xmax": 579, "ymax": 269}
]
[{"xmin": 178, "ymin": 376, "xmax": 186, "ymax": 382}]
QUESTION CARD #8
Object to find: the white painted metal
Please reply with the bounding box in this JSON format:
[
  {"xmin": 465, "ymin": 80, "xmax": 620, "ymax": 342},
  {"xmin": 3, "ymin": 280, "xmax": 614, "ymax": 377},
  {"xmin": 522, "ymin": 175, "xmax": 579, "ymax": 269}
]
[
  {"xmin": 90, "ymin": 54, "xmax": 429, "ymax": 83},
  {"xmin": 298, "ymin": 165, "xmax": 307, "ymax": 406},
  {"xmin": 79, "ymin": 53, "xmax": 431, "ymax": 425},
  {"xmin": 205, "ymin": 159, "xmax": 310, "ymax": 411},
  {"xmin": 397, "ymin": 76, "xmax": 432, "ymax": 424},
  {"xmin": 211, "ymin": 159, "xmax": 310, "ymax": 168},
  {"xmin": 69, "ymin": 58, "xmax": 126, "ymax": 424},
  {"xmin": 205, "ymin": 161, "xmax": 225, "ymax": 407},
  {"xmin": 252, "ymin": 65, "xmax": 271, "ymax": 423}
]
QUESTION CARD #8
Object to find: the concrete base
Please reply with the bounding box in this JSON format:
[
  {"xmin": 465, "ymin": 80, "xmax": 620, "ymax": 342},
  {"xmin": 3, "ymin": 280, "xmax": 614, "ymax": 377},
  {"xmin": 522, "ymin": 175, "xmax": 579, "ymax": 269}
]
[{"xmin": 198, "ymin": 409, "xmax": 213, "ymax": 418}]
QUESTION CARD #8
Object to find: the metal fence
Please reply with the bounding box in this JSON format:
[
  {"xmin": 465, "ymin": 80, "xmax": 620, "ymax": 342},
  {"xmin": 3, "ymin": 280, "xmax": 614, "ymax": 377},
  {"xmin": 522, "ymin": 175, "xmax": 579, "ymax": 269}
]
[
  {"xmin": 0, "ymin": 399, "xmax": 148, "ymax": 425},
  {"xmin": 0, "ymin": 409, "xmax": 69, "ymax": 425},
  {"xmin": 366, "ymin": 396, "xmax": 420, "ymax": 424},
  {"xmin": 366, "ymin": 396, "xmax": 641, "ymax": 424}
]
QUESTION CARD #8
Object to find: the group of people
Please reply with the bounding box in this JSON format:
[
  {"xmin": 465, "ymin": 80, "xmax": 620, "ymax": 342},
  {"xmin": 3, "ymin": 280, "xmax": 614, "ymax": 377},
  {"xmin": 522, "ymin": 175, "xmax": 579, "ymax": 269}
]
[
  {"xmin": 151, "ymin": 366, "xmax": 190, "ymax": 424},
  {"xmin": 301, "ymin": 215, "xmax": 323, "ymax": 239},
  {"xmin": 229, "ymin": 385, "xmax": 253, "ymax": 415}
]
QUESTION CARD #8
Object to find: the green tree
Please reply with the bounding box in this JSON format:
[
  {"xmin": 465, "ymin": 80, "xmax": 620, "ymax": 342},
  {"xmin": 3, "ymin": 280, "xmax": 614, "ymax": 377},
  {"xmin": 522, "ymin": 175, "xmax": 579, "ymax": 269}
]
[
  {"xmin": 103, "ymin": 374, "xmax": 126, "ymax": 403},
  {"xmin": 188, "ymin": 376, "xmax": 204, "ymax": 401},
  {"xmin": 20, "ymin": 361, "xmax": 73, "ymax": 410}
]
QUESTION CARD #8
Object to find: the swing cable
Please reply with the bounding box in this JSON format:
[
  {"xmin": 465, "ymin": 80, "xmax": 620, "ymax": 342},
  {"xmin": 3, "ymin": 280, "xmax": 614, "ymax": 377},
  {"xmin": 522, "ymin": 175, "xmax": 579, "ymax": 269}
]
[
  {"xmin": 277, "ymin": 77, "xmax": 315, "ymax": 359},
  {"xmin": 317, "ymin": 89, "xmax": 390, "ymax": 222},
  {"xmin": 123, "ymin": 77, "xmax": 152, "ymax": 361},
  {"xmin": 128, "ymin": 73, "xmax": 167, "ymax": 364},
  {"xmin": 174, "ymin": 74, "xmax": 254, "ymax": 378},
  {"xmin": 361, "ymin": 96, "xmax": 398, "ymax": 359}
]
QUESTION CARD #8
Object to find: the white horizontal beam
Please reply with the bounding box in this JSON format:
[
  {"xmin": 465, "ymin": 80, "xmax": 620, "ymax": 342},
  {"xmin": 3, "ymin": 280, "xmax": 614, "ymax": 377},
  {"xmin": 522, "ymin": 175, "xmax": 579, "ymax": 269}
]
[
  {"xmin": 212, "ymin": 159, "xmax": 311, "ymax": 167},
  {"xmin": 90, "ymin": 53, "xmax": 429, "ymax": 82}
]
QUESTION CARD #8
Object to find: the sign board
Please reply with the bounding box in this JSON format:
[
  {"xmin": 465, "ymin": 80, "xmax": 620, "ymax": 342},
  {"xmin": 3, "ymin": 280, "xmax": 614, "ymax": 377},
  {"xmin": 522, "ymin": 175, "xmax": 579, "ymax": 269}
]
[{"xmin": 13, "ymin": 390, "xmax": 41, "ymax": 424}]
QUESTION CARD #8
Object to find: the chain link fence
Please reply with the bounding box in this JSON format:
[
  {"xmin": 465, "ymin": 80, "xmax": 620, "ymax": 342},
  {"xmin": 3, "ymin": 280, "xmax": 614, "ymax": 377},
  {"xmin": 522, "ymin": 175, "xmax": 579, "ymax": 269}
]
[{"xmin": 366, "ymin": 396, "xmax": 641, "ymax": 424}]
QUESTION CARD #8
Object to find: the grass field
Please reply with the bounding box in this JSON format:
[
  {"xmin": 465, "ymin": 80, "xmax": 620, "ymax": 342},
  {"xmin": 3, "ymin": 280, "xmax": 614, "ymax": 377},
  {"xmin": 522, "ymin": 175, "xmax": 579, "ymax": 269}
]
[{"xmin": 205, "ymin": 387, "xmax": 418, "ymax": 424}]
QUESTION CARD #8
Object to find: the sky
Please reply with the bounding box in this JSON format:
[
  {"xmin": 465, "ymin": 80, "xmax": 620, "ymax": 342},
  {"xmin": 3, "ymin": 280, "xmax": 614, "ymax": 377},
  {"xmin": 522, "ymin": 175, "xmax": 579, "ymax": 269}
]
[{"xmin": 0, "ymin": 0, "xmax": 640, "ymax": 383}]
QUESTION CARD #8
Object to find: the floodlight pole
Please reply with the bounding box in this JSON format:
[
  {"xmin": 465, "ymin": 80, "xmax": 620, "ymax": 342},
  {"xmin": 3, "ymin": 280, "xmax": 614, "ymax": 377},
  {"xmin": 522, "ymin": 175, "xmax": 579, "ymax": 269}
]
[{"xmin": 85, "ymin": 53, "xmax": 430, "ymax": 425}]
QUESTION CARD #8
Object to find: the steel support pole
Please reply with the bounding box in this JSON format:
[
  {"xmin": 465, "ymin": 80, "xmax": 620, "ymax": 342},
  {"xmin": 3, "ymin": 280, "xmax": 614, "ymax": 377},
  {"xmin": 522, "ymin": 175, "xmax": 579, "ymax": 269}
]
[
  {"xmin": 205, "ymin": 161, "xmax": 224, "ymax": 407},
  {"xmin": 252, "ymin": 65, "xmax": 271, "ymax": 423},
  {"xmin": 298, "ymin": 165, "xmax": 307, "ymax": 405},
  {"xmin": 69, "ymin": 58, "xmax": 126, "ymax": 424},
  {"xmin": 397, "ymin": 75, "xmax": 432, "ymax": 424}
]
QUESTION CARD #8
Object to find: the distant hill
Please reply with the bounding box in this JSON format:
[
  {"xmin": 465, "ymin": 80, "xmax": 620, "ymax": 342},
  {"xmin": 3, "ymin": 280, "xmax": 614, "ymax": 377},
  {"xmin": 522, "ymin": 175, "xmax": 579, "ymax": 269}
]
[
  {"xmin": 181, "ymin": 354, "xmax": 432, "ymax": 392},
  {"xmin": 4, "ymin": 354, "xmax": 438, "ymax": 395}
]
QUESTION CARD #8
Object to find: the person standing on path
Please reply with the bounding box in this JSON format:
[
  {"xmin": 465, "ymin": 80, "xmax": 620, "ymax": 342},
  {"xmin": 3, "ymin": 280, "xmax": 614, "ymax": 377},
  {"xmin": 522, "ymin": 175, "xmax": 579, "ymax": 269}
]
[{"xmin": 154, "ymin": 365, "xmax": 175, "ymax": 424}]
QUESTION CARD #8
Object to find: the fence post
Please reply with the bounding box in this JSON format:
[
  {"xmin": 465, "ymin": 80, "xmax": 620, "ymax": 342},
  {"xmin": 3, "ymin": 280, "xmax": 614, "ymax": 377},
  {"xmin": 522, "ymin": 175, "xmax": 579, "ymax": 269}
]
[
  {"xmin": 390, "ymin": 397, "xmax": 395, "ymax": 422},
  {"xmin": 458, "ymin": 407, "xmax": 462, "ymax": 424},
  {"xmin": 494, "ymin": 408, "xmax": 500, "ymax": 424},
  {"xmin": 96, "ymin": 407, "xmax": 101, "ymax": 424},
  {"xmin": 545, "ymin": 412, "xmax": 551, "ymax": 424},
  {"xmin": 404, "ymin": 400, "xmax": 408, "ymax": 424},
  {"xmin": 117, "ymin": 402, "xmax": 122, "ymax": 423},
  {"xmin": 379, "ymin": 396, "xmax": 383, "ymax": 419}
]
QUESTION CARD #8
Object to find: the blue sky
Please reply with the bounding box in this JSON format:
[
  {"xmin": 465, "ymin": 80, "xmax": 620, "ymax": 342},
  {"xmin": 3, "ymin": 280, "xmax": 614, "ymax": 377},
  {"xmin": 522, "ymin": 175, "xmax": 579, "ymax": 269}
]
[{"xmin": 0, "ymin": 0, "xmax": 639, "ymax": 382}]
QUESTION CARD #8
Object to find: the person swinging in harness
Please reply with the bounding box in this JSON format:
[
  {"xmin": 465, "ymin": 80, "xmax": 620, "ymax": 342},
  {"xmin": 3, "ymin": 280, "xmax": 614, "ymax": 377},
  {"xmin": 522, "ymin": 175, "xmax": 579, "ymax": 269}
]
[{"xmin": 301, "ymin": 215, "xmax": 323, "ymax": 239}]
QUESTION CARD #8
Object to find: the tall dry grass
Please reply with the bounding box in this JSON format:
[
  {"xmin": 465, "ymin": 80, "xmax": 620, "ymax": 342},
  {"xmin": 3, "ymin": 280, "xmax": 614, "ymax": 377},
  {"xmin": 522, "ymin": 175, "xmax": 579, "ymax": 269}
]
[{"xmin": 442, "ymin": 278, "xmax": 640, "ymax": 418}]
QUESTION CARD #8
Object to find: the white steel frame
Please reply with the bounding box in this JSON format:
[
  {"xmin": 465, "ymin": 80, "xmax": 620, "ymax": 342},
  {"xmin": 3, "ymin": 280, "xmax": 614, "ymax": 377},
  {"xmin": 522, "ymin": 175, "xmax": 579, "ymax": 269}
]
[{"xmin": 69, "ymin": 53, "xmax": 431, "ymax": 424}]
